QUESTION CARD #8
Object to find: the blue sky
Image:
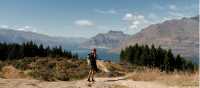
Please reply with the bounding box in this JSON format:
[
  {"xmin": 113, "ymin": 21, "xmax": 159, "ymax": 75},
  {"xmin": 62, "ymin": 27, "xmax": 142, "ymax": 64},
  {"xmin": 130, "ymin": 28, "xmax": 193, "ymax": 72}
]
[{"xmin": 0, "ymin": 0, "xmax": 198, "ymax": 38}]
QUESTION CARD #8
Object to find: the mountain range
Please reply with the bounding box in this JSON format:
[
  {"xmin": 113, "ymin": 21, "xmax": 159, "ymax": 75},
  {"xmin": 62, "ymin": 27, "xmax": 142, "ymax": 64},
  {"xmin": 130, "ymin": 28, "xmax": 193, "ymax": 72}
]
[
  {"xmin": 0, "ymin": 28, "xmax": 87, "ymax": 50},
  {"xmin": 111, "ymin": 16, "xmax": 199, "ymax": 62}
]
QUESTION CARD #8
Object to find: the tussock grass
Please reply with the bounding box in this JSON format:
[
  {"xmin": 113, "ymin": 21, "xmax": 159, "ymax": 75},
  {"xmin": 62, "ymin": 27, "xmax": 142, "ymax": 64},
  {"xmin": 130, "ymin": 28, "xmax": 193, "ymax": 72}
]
[
  {"xmin": 0, "ymin": 57, "xmax": 126, "ymax": 81},
  {"xmin": 0, "ymin": 57, "xmax": 89, "ymax": 81},
  {"xmin": 127, "ymin": 67, "xmax": 199, "ymax": 87},
  {"xmin": 1, "ymin": 65, "xmax": 29, "ymax": 79},
  {"xmin": 96, "ymin": 60, "xmax": 126, "ymax": 77}
]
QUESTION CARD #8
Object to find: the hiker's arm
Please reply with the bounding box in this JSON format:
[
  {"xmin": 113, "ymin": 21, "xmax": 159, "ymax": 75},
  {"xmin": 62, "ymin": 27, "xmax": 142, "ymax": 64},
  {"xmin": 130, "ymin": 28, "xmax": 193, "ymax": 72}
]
[{"xmin": 96, "ymin": 55, "xmax": 98, "ymax": 60}]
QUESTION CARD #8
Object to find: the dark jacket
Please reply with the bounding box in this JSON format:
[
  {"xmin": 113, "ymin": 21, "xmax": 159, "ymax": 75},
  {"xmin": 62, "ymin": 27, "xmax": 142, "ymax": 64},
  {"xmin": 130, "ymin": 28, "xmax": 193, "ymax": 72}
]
[{"xmin": 88, "ymin": 53, "xmax": 98, "ymax": 71}]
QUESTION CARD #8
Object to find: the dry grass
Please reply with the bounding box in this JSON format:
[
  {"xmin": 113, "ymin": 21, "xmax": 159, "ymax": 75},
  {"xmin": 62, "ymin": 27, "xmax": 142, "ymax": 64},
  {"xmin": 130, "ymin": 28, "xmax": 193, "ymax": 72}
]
[
  {"xmin": 127, "ymin": 67, "xmax": 199, "ymax": 87},
  {"xmin": 96, "ymin": 60, "xmax": 126, "ymax": 77},
  {"xmin": 127, "ymin": 68, "xmax": 161, "ymax": 81},
  {"xmin": 0, "ymin": 57, "xmax": 126, "ymax": 81},
  {"xmin": 1, "ymin": 65, "xmax": 29, "ymax": 79},
  {"xmin": 0, "ymin": 57, "xmax": 90, "ymax": 81}
]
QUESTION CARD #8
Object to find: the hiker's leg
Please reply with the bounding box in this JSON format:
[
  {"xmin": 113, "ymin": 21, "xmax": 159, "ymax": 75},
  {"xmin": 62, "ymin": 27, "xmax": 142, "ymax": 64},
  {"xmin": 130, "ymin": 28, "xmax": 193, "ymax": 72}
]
[
  {"xmin": 91, "ymin": 70, "xmax": 96, "ymax": 81},
  {"xmin": 88, "ymin": 70, "xmax": 91, "ymax": 80},
  {"xmin": 87, "ymin": 70, "xmax": 92, "ymax": 81},
  {"xmin": 91, "ymin": 70, "xmax": 94, "ymax": 80}
]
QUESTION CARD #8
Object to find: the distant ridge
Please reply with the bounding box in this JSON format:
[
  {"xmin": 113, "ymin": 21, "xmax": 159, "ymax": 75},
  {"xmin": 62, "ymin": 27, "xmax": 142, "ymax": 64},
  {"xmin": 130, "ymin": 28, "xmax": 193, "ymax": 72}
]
[
  {"xmin": 0, "ymin": 28, "xmax": 87, "ymax": 49},
  {"xmin": 81, "ymin": 30, "xmax": 129, "ymax": 49},
  {"xmin": 111, "ymin": 16, "xmax": 199, "ymax": 61}
]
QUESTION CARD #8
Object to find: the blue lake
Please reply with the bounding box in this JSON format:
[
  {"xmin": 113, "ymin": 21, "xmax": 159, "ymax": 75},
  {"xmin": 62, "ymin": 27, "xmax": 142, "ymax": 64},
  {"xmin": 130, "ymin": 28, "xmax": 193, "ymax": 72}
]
[{"xmin": 70, "ymin": 48, "xmax": 120, "ymax": 62}]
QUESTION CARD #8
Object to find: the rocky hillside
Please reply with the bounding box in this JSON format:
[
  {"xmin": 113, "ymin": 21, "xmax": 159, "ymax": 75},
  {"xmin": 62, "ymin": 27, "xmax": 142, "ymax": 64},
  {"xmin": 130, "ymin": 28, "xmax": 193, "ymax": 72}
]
[
  {"xmin": 81, "ymin": 31, "xmax": 129, "ymax": 49},
  {"xmin": 112, "ymin": 16, "xmax": 199, "ymax": 61}
]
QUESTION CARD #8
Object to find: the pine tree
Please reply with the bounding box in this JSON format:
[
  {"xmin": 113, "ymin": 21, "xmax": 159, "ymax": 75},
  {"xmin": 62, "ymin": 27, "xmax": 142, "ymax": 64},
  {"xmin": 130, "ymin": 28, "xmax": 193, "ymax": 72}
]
[
  {"xmin": 0, "ymin": 41, "xmax": 78, "ymax": 60},
  {"xmin": 120, "ymin": 44, "xmax": 197, "ymax": 72},
  {"xmin": 167, "ymin": 49, "xmax": 175, "ymax": 71}
]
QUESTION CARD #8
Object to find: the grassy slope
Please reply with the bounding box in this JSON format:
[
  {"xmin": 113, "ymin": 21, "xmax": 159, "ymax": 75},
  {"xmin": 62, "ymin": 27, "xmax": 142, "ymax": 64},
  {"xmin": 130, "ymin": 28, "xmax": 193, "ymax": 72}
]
[{"xmin": 0, "ymin": 57, "xmax": 125, "ymax": 81}]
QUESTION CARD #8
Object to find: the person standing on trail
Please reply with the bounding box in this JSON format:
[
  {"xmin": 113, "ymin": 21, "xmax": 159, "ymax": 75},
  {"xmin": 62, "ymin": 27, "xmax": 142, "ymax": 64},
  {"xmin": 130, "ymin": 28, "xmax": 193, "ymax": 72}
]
[{"xmin": 87, "ymin": 48, "xmax": 98, "ymax": 82}]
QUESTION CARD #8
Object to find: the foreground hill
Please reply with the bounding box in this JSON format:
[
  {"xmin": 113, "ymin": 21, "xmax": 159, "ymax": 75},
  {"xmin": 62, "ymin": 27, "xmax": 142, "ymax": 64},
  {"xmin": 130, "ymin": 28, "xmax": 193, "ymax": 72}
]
[
  {"xmin": 81, "ymin": 31, "xmax": 129, "ymax": 49},
  {"xmin": 0, "ymin": 57, "xmax": 125, "ymax": 81},
  {"xmin": 0, "ymin": 57, "xmax": 198, "ymax": 88},
  {"xmin": 0, "ymin": 28, "xmax": 87, "ymax": 49},
  {"xmin": 112, "ymin": 16, "xmax": 199, "ymax": 62}
]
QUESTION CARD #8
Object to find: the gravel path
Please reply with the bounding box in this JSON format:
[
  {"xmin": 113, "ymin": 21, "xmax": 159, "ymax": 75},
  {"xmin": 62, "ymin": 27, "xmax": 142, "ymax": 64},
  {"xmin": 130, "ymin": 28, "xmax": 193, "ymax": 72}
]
[{"xmin": 1, "ymin": 77, "xmax": 196, "ymax": 88}]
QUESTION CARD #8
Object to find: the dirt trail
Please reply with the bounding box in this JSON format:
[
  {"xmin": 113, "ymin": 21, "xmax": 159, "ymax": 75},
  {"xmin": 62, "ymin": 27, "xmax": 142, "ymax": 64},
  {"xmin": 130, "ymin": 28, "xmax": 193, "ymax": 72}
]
[
  {"xmin": 96, "ymin": 60, "xmax": 110, "ymax": 73},
  {"xmin": 0, "ymin": 77, "xmax": 195, "ymax": 88}
]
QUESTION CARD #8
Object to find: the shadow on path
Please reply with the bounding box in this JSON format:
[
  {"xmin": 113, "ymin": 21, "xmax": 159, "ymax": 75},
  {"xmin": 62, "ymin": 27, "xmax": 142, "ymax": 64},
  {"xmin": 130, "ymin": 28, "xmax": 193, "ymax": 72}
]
[{"xmin": 104, "ymin": 78, "xmax": 127, "ymax": 82}]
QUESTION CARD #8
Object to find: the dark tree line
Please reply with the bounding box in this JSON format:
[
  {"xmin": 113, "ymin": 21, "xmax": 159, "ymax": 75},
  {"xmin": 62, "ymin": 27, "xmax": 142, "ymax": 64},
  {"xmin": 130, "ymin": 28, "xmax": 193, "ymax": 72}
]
[
  {"xmin": 0, "ymin": 41, "xmax": 78, "ymax": 60},
  {"xmin": 120, "ymin": 44, "xmax": 198, "ymax": 72}
]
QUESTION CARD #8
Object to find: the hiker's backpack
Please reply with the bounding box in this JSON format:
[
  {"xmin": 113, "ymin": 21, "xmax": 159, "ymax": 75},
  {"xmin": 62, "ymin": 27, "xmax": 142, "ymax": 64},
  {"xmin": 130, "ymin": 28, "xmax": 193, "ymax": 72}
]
[{"xmin": 86, "ymin": 54, "xmax": 90, "ymax": 66}]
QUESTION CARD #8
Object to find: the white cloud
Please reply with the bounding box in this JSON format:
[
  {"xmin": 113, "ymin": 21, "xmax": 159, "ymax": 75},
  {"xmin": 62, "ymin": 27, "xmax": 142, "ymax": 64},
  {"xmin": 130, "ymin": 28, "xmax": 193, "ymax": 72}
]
[
  {"xmin": 0, "ymin": 25, "xmax": 9, "ymax": 28},
  {"xmin": 137, "ymin": 15, "xmax": 145, "ymax": 20},
  {"xmin": 94, "ymin": 9, "xmax": 117, "ymax": 14},
  {"xmin": 122, "ymin": 13, "xmax": 154, "ymax": 34},
  {"xmin": 123, "ymin": 13, "xmax": 145, "ymax": 21},
  {"xmin": 129, "ymin": 24, "xmax": 137, "ymax": 29},
  {"xmin": 75, "ymin": 20, "xmax": 95, "ymax": 27},
  {"xmin": 161, "ymin": 4, "xmax": 193, "ymax": 22},
  {"xmin": 24, "ymin": 25, "xmax": 31, "ymax": 29},
  {"xmin": 123, "ymin": 13, "xmax": 134, "ymax": 21},
  {"xmin": 123, "ymin": 13, "xmax": 150, "ymax": 30},
  {"xmin": 16, "ymin": 25, "xmax": 37, "ymax": 32},
  {"xmin": 167, "ymin": 4, "xmax": 186, "ymax": 19},
  {"xmin": 162, "ymin": 17, "xmax": 171, "ymax": 21},
  {"xmin": 168, "ymin": 11, "xmax": 184, "ymax": 18},
  {"xmin": 169, "ymin": 5, "xmax": 177, "ymax": 10},
  {"xmin": 16, "ymin": 28, "xmax": 26, "ymax": 31},
  {"xmin": 132, "ymin": 21, "xmax": 140, "ymax": 25},
  {"xmin": 0, "ymin": 25, "xmax": 37, "ymax": 32},
  {"xmin": 153, "ymin": 4, "xmax": 195, "ymax": 21}
]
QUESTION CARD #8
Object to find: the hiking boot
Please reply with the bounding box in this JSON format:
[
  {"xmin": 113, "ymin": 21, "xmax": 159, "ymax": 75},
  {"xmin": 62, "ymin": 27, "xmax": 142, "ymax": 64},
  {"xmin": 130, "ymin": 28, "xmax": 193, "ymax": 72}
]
[
  {"xmin": 87, "ymin": 79, "xmax": 91, "ymax": 82},
  {"xmin": 92, "ymin": 79, "xmax": 95, "ymax": 82}
]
